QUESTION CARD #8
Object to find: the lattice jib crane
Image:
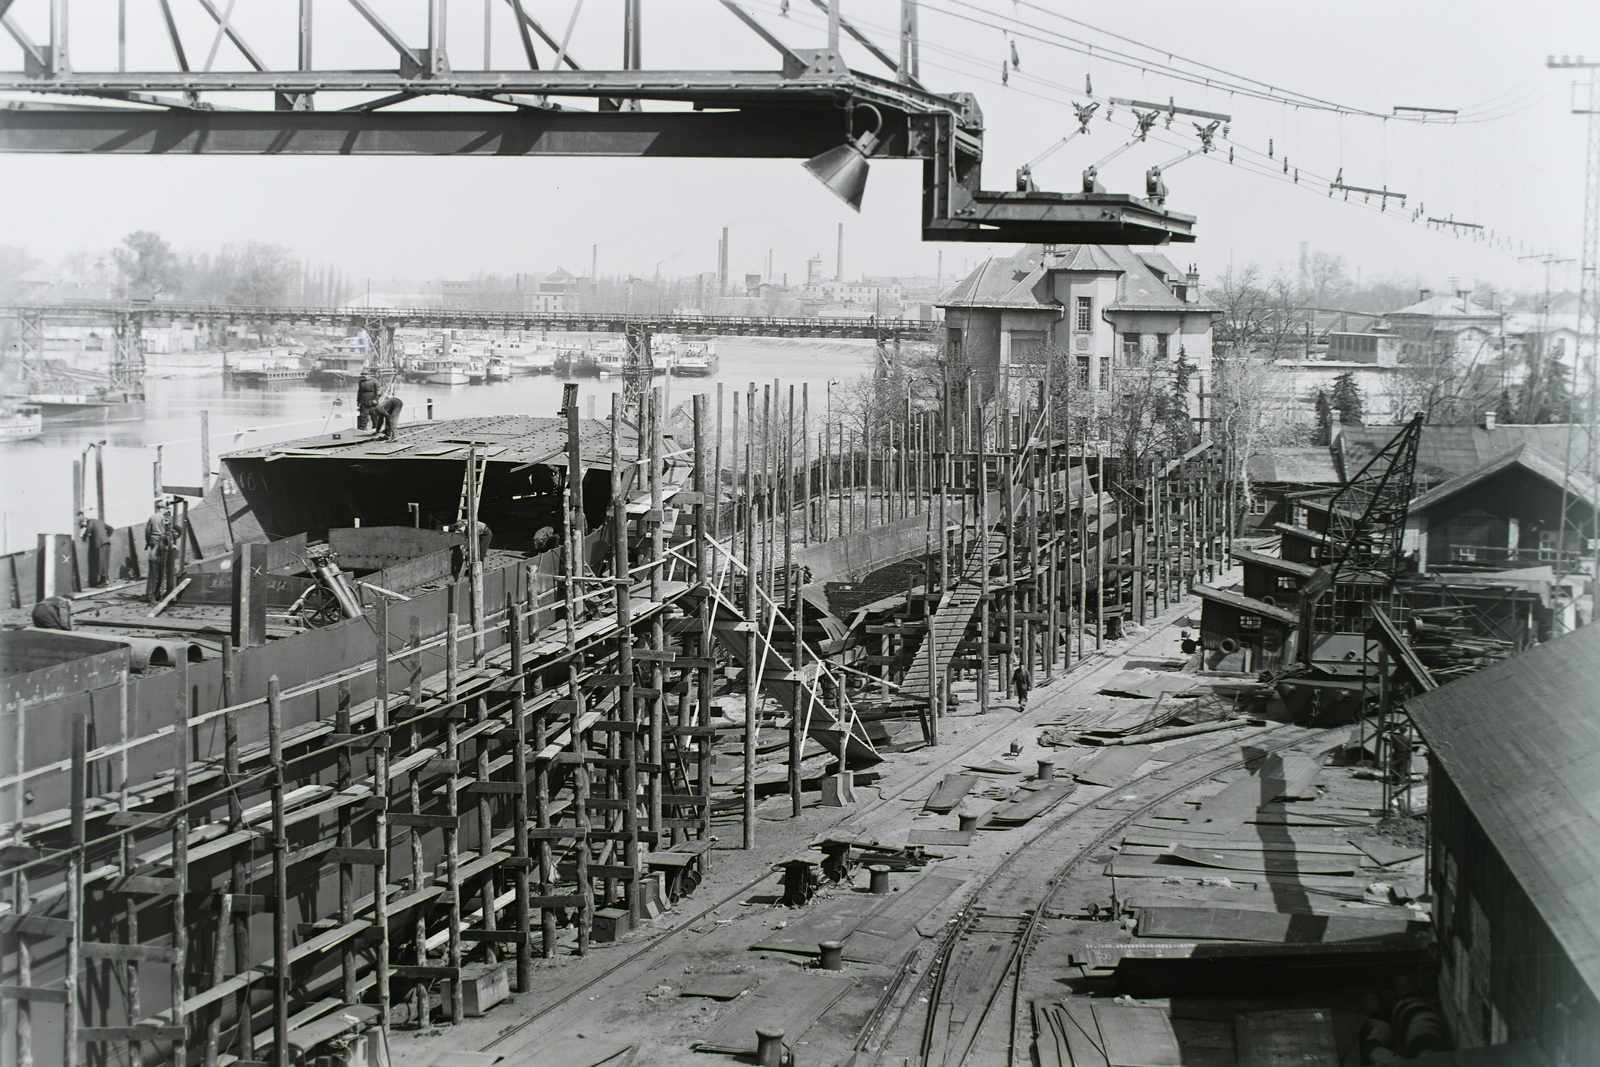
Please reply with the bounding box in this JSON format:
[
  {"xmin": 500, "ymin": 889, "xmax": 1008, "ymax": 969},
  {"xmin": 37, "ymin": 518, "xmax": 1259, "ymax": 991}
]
[
  {"xmin": 1299, "ymin": 413, "xmax": 1425, "ymax": 664},
  {"xmin": 0, "ymin": 0, "xmax": 1198, "ymax": 245}
]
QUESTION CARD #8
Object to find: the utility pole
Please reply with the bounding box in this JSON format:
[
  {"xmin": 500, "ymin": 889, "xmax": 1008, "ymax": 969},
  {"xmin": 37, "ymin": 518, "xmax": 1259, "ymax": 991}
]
[{"xmin": 1547, "ymin": 56, "xmax": 1600, "ymax": 609}]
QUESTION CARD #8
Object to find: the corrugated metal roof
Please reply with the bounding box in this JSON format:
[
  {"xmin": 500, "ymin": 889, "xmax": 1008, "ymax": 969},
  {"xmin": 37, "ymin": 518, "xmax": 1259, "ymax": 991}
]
[
  {"xmin": 225, "ymin": 414, "xmax": 618, "ymax": 469},
  {"xmin": 1193, "ymin": 583, "xmax": 1299, "ymax": 624},
  {"xmin": 1246, "ymin": 447, "xmax": 1341, "ymax": 484},
  {"xmin": 1404, "ymin": 625, "xmax": 1600, "ymax": 1001},
  {"xmin": 1230, "ymin": 547, "xmax": 1317, "ymax": 578},
  {"xmin": 1387, "ymin": 295, "xmax": 1499, "ymax": 320},
  {"xmin": 1339, "ymin": 424, "xmax": 1597, "ymax": 486},
  {"xmin": 1409, "ymin": 444, "xmax": 1600, "ymax": 513}
]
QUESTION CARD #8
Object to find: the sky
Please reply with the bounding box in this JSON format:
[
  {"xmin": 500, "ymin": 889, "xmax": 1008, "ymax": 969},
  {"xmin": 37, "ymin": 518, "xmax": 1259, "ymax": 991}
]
[{"xmin": 1, "ymin": 0, "xmax": 1597, "ymax": 295}]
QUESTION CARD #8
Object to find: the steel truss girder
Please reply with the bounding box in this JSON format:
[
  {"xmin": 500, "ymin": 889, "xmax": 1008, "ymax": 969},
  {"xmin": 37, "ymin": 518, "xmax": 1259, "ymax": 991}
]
[{"xmin": 0, "ymin": 107, "xmax": 1195, "ymax": 244}]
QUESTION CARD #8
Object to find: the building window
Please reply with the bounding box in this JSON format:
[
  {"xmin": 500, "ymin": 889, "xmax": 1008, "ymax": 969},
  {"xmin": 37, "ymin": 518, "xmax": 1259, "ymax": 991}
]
[
  {"xmin": 1277, "ymin": 575, "xmax": 1297, "ymax": 590},
  {"xmin": 1239, "ymin": 614, "xmax": 1262, "ymax": 632},
  {"xmin": 1247, "ymin": 498, "xmax": 1269, "ymax": 515},
  {"xmin": 1099, "ymin": 356, "xmax": 1112, "ymax": 390},
  {"xmin": 1122, "ymin": 332, "xmax": 1141, "ymax": 360},
  {"xmin": 947, "ymin": 329, "xmax": 962, "ymax": 362},
  {"xmin": 1156, "ymin": 333, "xmax": 1169, "ymax": 360},
  {"xmin": 1075, "ymin": 355, "xmax": 1090, "ymax": 388},
  {"xmin": 1076, "ymin": 296, "xmax": 1093, "ymax": 333}
]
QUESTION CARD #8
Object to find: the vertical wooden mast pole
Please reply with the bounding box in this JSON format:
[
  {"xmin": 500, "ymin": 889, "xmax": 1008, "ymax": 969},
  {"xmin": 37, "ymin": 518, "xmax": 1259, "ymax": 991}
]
[
  {"xmin": 693, "ymin": 394, "xmax": 714, "ymax": 839},
  {"xmin": 611, "ymin": 394, "xmax": 639, "ymax": 922},
  {"xmin": 742, "ymin": 384, "xmax": 758, "ymax": 849}
]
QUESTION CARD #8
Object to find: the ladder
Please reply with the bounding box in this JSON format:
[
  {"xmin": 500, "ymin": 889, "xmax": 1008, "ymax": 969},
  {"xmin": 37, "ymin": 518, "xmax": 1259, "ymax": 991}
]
[{"xmin": 456, "ymin": 448, "xmax": 490, "ymax": 526}]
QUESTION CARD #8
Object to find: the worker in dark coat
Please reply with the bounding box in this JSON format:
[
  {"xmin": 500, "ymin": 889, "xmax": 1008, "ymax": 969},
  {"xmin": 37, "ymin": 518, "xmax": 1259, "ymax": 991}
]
[
  {"xmin": 356, "ymin": 373, "xmax": 380, "ymax": 430},
  {"xmin": 31, "ymin": 595, "xmax": 73, "ymax": 631},
  {"xmin": 82, "ymin": 516, "xmax": 115, "ymax": 586},
  {"xmin": 371, "ymin": 395, "xmax": 404, "ymax": 441},
  {"xmin": 1011, "ymin": 665, "xmax": 1033, "ymax": 712}
]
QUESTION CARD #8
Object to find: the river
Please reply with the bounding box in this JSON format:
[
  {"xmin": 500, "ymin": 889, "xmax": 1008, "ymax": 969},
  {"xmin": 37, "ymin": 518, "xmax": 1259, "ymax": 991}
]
[{"xmin": 0, "ymin": 339, "xmax": 882, "ymax": 548}]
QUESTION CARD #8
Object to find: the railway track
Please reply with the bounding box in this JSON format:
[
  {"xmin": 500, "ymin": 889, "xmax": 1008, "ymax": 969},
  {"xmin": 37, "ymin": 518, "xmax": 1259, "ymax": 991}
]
[
  {"xmin": 474, "ymin": 602, "xmax": 1214, "ymax": 1059},
  {"xmin": 856, "ymin": 722, "xmax": 1337, "ymax": 1067}
]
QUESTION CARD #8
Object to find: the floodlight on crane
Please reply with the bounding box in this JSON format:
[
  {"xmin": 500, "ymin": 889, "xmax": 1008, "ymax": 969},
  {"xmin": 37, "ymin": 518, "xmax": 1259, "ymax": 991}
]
[{"xmin": 803, "ymin": 104, "xmax": 883, "ymax": 211}]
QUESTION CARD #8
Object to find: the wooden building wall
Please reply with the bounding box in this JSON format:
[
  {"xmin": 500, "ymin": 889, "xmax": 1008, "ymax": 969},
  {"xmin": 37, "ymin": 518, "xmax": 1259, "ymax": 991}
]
[{"xmin": 1430, "ymin": 763, "xmax": 1600, "ymax": 1065}]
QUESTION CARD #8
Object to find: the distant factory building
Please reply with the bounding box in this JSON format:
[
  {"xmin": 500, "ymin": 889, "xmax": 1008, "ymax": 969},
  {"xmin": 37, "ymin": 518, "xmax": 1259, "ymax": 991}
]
[
  {"xmin": 1404, "ymin": 624, "xmax": 1600, "ymax": 1066},
  {"xmin": 937, "ymin": 244, "xmax": 1217, "ymax": 394}
]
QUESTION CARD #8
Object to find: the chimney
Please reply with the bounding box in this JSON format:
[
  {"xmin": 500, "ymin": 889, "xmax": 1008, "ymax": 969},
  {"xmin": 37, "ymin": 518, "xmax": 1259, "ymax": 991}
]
[
  {"xmin": 1185, "ymin": 264, "xmax": 1200, "ymax": 303},
  {"xmin": 717, "ymin": 227, "xmax": 729, "ymax": 295},
  {"xmin": 836, "ymin": 222, "xmax": 845, "ymax": 282},
  {"xmin": 1419, "ymin": 288, "xmax": 1432, "ymax": 302},
  {"xmin": 1484, "ymin": 411, "xmax": 1497, "ymax": 431},
  {"xmin": 1329, "ymin": 408, "xmax": 1343, "ymax": 442}
]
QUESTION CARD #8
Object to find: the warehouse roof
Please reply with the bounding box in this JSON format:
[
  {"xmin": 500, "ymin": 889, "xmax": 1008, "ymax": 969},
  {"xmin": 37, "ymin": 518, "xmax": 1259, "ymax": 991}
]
[
  {"xmin": 1338, "ymin": 424, "xmax": 1593, "ymax": 487},
  {"xmin": 1405, "ymin": 625, "xmax": 1600, "ymax": 999},
  {"xmin": 1409, "ymin": 444, "xmax": 1600, "ymax": 514},
  {"xmin": 1246, "ymin": 446, "xmax": 1341, "ymax": 485}
]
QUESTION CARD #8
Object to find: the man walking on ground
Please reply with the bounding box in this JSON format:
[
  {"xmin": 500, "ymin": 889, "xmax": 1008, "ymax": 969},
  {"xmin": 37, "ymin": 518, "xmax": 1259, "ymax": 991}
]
[{"xmin": 1012, "ymin": 664, "xmax": 1033, "ymax": 712}]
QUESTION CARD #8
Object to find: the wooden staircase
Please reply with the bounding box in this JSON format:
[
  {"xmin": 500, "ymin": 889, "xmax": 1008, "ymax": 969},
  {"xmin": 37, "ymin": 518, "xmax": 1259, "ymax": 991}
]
[{"xmin": 900, "ymin": 530, "xmax": 1007, "ymax": 699}]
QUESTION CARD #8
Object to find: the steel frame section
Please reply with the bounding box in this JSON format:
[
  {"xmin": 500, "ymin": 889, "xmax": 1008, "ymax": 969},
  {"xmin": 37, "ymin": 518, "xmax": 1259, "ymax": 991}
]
[{"xmin": 109, "ymin": 310, "xmax": 146, "ymax": 398}]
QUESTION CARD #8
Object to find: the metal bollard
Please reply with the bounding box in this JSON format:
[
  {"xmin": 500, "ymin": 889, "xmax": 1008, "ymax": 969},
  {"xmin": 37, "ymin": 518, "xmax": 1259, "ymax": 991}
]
[
  {"xmin": 818, "ymin": 940, "xmax": 844, "ymax": 970},
  {"xmin": 1037, "ymin": 759, "xmax": 1056, "ymax": 780},
  {"xmin": 427, "ymin": 398, "xmax": 435, "ymax": 419},
  {"xmin": 868, "ymin": 865, "xmax": 891, "ymax": 895},
  {"xmin": 756, "ymin": 1028, "xmax": 785, "ymax": 1067},
  {"xmin": 958, "ymin": 813, "xmax": 978, "ymax": 831}
]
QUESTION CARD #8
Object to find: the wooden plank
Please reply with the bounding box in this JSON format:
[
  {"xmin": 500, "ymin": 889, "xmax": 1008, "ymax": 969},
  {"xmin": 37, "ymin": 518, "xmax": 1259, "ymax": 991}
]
[
  {"xmin": 1091, "ymin": 1002, "xmax": 1182, "ymax": 1067},
  {"xmin": 987, "ymin": 780, "xmax": 1077, "ymax": 826},
  {"xmin": 1235, "ymin": 1008, "xmax": 1340, "ymax": 1067},
  {"xmin": 905, "ymin": 829, "xmax": 973, "ymax": 847},
  {"xmin": 692, "ymin": 974, "xmax": 852, "ymax": 1054},
  {"xmin": 1056, "ymin": 1001, "xmax": 1110, "ymax": 1067},
  {"xmin": 679, "ymin": 975, "xmax": 754, "ymax": 1000},
  {"xmin": 0, "ymin": 914, "xmax": 74, "ymax": 937},
  {"xmin": 0, "ymin": 984, "xmax": 69, "ymax": 1003},
  {"xmin": 80, "ymin": 1026, "xmax": 188, "ymax": 1041},
  {"xmin": 1350, "ymin": 837, "xmax": 1425, "ymax": 867},
  {"xmin": 286, "ymin": 1003, "xmax": 380, "ymax": 1053},
  {"xmin": 1073, "ymin": 748, "xmax": 1151, "ymax": 787},
  {"xmin": 1122, "ymin": 832, "xmax": 1361, "ymax": 855},
  {"xmin": 1161, "ymin": 845, "xmax": 1358, "ymax": 876},
  {"xmin": 79, "ymin": 942, "xmax": 178, "ymax": 962},
  {"xmin": 924, "ymin": 774, "xmax": 976, "ymax": 814},
  {"xmin": 1135, "ymin": 905, "xmax": 1423, "ymax": 944}
]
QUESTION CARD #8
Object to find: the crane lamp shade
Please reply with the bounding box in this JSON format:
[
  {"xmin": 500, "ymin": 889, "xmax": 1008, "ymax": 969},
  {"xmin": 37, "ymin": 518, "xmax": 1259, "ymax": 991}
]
[{"xmin": 804, "ymin": 106, "xmax": 884, "ymax": 212}]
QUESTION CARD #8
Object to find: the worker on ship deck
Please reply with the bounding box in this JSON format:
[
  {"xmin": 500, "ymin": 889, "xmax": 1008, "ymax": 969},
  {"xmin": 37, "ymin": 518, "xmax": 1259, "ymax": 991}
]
[
  {"xmin": 356, "ymin": 373, "xmax": 380, "ymax": 430},
  {"xmin": 371, "ymin": 394, "xmax": 404, "ymax": 441}
]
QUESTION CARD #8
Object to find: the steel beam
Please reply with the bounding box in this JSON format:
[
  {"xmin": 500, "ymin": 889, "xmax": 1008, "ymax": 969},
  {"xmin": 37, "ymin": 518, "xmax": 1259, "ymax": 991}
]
[{"xmin": 0, "ymin": 105, "xmax": 885, "ymax": 157}]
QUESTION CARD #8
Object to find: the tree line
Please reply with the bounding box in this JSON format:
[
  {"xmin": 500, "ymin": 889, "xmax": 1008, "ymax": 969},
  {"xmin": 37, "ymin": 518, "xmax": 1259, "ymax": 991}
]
[{"xmin": 112, "ymin": 231, "xmax": 355, "ymax": 307}]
